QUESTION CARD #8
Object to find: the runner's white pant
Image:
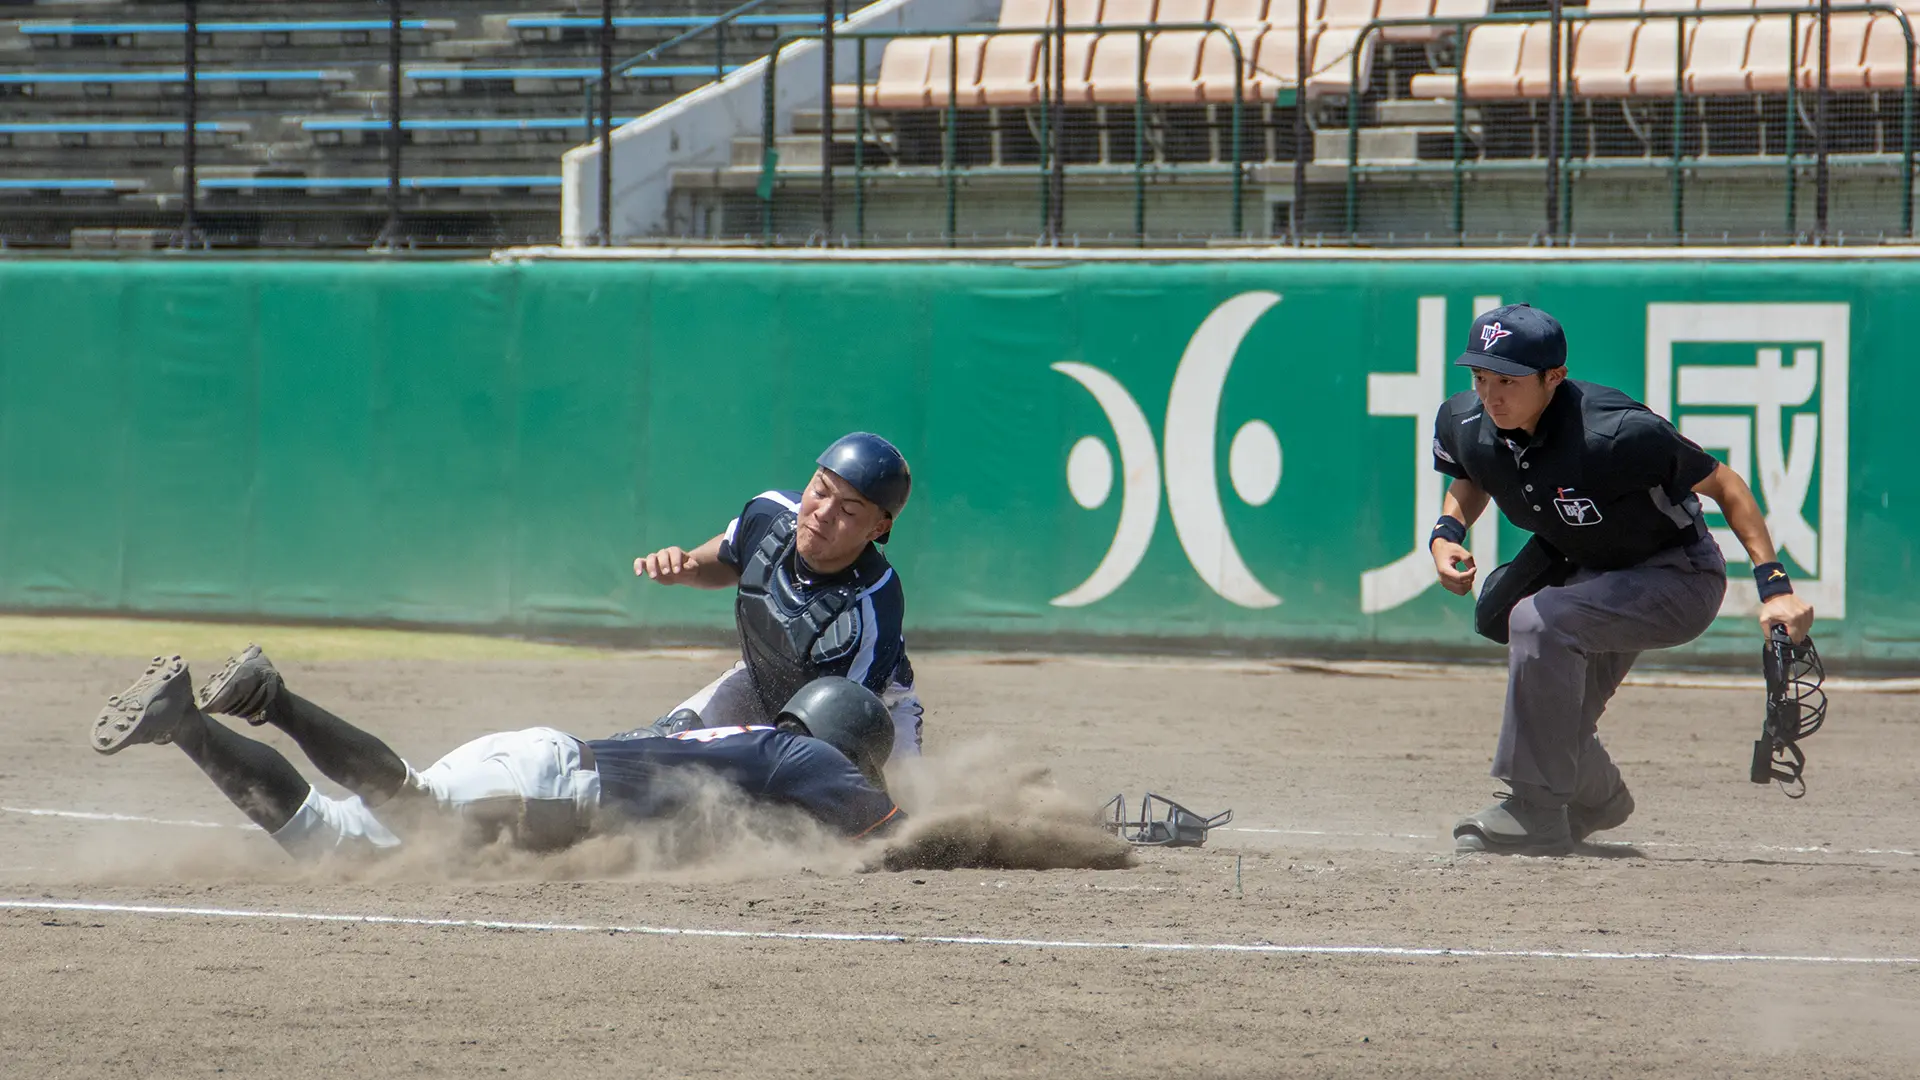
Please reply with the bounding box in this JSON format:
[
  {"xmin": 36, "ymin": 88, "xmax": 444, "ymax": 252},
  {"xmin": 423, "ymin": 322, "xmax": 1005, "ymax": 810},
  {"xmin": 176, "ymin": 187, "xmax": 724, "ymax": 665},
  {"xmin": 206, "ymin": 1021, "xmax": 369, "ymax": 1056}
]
[
  {"xmin": 673, "ymin": 661, "xmax": 924, "ymax": 761},
  {"xmin": 270, "ymin": 727, "xmax": 600, "ymax": 860}
]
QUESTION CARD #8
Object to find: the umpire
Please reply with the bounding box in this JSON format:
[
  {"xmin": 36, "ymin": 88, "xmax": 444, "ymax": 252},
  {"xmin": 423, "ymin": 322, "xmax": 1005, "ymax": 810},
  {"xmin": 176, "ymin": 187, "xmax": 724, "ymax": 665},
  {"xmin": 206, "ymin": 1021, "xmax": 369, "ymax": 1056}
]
[{"xmin": 1429, "ymin": 304, "xmax": 1815, "ymax": 855}]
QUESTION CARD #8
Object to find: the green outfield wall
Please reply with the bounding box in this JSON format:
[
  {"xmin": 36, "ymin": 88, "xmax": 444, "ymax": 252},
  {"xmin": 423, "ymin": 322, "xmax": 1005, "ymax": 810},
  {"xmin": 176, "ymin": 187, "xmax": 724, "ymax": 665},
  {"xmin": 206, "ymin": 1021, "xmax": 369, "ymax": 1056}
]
[{"xmin": 0, "ymin": 256, "xmax": 1908, "ymax": 665}]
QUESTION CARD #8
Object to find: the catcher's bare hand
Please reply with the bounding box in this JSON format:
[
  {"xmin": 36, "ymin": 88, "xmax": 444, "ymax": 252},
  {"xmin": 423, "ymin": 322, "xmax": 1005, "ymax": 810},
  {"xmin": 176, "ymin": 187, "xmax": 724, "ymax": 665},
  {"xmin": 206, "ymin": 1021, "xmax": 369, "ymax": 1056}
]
[
  {"xmin": 1760, "ymin": 592, "xmax": 1814, "ymax": 642},
  {"xmin": 1432, "ymin": 540, "xmax": 1476, "ymax": 596},
  {"xmin": 635, "ymin": 546, "xmax": 701, "ymax": 584}
]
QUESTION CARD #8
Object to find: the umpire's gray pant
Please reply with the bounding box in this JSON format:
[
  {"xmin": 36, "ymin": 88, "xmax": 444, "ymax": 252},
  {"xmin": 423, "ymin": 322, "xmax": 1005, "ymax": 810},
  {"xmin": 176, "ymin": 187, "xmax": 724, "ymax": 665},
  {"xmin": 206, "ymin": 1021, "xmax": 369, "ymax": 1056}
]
[{"xmin": 1496, "ymin": 534, "xmax": 1727, "ymax": 807}]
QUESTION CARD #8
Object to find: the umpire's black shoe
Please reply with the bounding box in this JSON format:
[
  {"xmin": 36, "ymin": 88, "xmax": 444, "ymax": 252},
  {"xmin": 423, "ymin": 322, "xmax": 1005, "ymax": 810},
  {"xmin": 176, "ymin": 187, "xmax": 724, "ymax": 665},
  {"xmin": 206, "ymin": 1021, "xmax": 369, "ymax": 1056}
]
[
  {"xmin": 92, "ymin": 655, "xmax": 196, "ymax": 754},
  {"xmin": 197, "ymin": 643, "xmax": 284, "ymax": 725},
  {"xmin": 1453, "ymin": 792, "xmax": 1573, "ymax": 855},
  {"xmin": 1568, "ymin": 782, "xmax": 1635, "ymax": 843}
]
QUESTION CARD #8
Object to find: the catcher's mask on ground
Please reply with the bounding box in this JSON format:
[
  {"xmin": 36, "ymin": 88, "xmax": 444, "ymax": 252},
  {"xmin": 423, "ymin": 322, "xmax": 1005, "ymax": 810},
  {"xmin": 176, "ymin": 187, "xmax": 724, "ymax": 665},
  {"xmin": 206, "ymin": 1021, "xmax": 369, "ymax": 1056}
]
[
  {"xmin": 776, "ymin": 676, "xmax": 894, "ymax": 784},
  {"xmin": 1100, "ymin": 792, "xmax": 1233, "ymax": 847}
]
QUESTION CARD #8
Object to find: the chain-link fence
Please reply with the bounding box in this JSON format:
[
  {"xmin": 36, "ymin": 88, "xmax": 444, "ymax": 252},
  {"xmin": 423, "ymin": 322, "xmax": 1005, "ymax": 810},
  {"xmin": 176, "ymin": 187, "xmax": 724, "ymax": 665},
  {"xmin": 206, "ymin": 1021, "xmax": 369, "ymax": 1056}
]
[
  {"xmin": 740, "ymin": 0, "xmax": 1918, "ymax": 247},
  {"xmin": 3, "ymin": 0, "xmax": 1915, "ymax": 249},
  {"xmin": 0, "ymin": 0, "xmax": 837, "ymax": 249}
]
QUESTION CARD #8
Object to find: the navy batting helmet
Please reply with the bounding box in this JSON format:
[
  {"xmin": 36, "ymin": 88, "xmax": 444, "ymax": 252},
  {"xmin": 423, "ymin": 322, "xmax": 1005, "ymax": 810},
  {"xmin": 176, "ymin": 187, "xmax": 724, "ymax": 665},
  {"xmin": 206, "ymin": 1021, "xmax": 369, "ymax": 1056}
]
[
  {"xmin": 816, "ymin": 432, "xmax": 911, "ymax": 544},
  {"xmin": 777, "ymin": 676, "xmax": 895, "ymax": 785}
]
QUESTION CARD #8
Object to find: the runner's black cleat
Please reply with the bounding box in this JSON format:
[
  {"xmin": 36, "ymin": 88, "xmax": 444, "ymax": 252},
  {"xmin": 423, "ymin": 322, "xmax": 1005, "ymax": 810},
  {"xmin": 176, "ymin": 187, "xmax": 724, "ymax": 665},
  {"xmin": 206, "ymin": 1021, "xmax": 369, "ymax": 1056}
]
[
  {"xmin": 197, "ymin": 643, "xmax": 284, "ymax": 725},
  {"xmin": 92, "ymin": 655, "xmax": 196, "ymax": 755}
]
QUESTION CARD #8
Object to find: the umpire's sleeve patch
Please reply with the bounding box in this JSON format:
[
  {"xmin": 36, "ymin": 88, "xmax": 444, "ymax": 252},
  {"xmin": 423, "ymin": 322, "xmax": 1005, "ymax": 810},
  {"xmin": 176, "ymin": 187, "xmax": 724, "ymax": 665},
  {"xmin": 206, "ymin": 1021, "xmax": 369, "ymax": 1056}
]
[{"xmin": 1433, "ymin": 437, "xmax": 1455, "ymax": 464}]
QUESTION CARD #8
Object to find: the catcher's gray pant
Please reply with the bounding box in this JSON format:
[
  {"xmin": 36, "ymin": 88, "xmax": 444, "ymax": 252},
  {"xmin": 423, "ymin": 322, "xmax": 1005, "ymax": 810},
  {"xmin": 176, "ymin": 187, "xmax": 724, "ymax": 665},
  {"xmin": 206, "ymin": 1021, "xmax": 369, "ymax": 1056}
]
[{"xmin": 1495, "ymin": 534, "xmax": 1727, "ymax": 807}]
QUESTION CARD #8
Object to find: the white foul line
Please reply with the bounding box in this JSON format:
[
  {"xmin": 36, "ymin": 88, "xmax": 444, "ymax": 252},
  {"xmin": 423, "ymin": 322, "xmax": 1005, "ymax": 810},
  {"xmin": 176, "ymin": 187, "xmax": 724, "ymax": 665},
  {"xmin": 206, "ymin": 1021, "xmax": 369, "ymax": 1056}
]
[
  {"xmin": 5, "ymin": 805, "xmax": 1914, "ymax": 861},
  {"xmin": 0, "ymin": 805, "xmax": 255, "ymax": 830},
  {"xmin": 1223, "ymin": 826, "xmax": 1920, "ymax": 860},
  {"xmin": 4, "ymin": 898, "xmax": 1916, "ymax": 968}
]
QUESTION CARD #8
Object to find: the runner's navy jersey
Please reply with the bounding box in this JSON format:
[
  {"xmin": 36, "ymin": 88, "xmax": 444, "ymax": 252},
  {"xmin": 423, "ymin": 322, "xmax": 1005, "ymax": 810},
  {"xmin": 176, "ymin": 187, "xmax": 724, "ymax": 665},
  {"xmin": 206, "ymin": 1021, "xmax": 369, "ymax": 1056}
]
[
  {"xmin": 716, "ymin": 489, "xmax": 911, "ymax": 696},
  {"xmin": 584, "ymin": 726, "xmax": 904, "ymax": 839}
]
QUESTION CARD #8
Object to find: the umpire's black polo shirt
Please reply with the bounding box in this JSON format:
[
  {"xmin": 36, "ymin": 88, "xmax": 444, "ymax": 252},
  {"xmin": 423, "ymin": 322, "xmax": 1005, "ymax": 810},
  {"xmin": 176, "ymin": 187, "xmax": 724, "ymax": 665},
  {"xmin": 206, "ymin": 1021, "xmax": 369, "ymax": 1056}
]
[{"xmin": 1431, "ymin": 380, "xmax": 1721, "ymax": 571}]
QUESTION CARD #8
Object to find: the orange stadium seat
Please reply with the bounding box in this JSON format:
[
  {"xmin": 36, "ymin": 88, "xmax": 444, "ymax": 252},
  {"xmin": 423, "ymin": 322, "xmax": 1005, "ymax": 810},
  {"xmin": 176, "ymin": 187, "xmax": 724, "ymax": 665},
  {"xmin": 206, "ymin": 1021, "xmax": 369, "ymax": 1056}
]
[
  {"xmin": 1305, "ymin": 28, "xmax": 1373, "ymax": 95},
  {"xmin": 1094, "ymin": 0, "xmax": 1161, "ymax": 104},
  {"xmin": 1431, "ymin": 0, "xmax": 1492, "ymax": 33},
  {"xmin": 1686, "ymin": 17, "xmax": 1756, "ymax": 94},
  {"xmin": 1377, "ymin": 0, "xmax": 1439, "ymax": 43},
  {"xmin": 999, "ymin": 0, "xmax": 1062, "ymax": 26},
  {"xmin": 1575, "ymin": 1, "xmax": 1643, "ymax": 98},
  {"xmin": 1517, "ymin": 22, "xmax": 1569, "ymax": 98},
  {"xmin": 873, "ymin": 37, "xmax": 939, "ymax": 108},
  {"xmin": 1146, "ymin": 32, "xmax": 1210, "ymax": 101},
  {"xmin": 1102, "ymin": 0, "xmax": 1160, "ymax": 23},
  {"xmin": 1626, "ymin": 3, "xmax": 1688, "ymax": 97},
  {"xmin": 924, "ymin": 35, "xmax": 989, "ymax": 107},
  {"xmin": 1744, "ymin": 15, "xmax": 1806, "ymax": 93},
  {"xmin": 1798, "ymin": 13, "xmax": 1873, "ymax": 90},
  {"xmin": 1087, "ymin": 32, "xmax": 1152, "ymax": 101},
  {"xmin": 1156, "ymin": 0, "xmax": 1215, "ymax": 24},
  {"xmin": 1863, "ymin": 15, "xmax": 1915, "ymax": 91},
  {"xmin": 1213, "ymin": 0, "xmax": 1270, "ymax": 24},
  {"xmin": 978, "ymin": 35, "xmax": 1045, "ymax": 104},
  {"xmin": 1211, "ymin": 25, "xmax": 1298, "ymax": 100},
  {"xmin": 1459, "ymin": 23, "xmax": 1528, "ymax": 98}
]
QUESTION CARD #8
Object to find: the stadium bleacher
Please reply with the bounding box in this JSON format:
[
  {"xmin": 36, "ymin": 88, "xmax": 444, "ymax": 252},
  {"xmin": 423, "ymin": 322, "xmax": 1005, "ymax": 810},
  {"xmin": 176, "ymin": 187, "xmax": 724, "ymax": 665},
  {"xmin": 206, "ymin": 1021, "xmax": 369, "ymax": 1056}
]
[
  {"xmin": 753, "ymin": 0, "xmax": 1918, "ymax": 242},
  {"xmin": 3, "ymin": 0, "xmax": 1915, "ymax": 246},
  {"xmin": 0, "ymin": 0, "xmax": 832, "ymax": 247},
  {"xmin": 829, "ymin": 0, "xmax": 1917, "ymax": 167}
]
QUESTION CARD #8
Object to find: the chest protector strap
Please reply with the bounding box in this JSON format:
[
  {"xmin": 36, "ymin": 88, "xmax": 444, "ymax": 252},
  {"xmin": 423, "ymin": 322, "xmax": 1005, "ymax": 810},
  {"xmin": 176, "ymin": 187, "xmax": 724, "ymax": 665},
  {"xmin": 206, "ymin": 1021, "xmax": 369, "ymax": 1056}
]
[{"xmin": 734, "ymin": 515, "xmax": 864, "ymax": 717}]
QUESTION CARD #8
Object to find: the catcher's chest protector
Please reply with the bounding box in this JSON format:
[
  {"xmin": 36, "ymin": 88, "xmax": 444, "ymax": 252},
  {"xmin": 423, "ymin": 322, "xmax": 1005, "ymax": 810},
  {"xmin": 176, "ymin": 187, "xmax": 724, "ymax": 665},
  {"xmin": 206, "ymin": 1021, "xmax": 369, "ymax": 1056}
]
[{"xmin": 734, "ymin": 515, "xmax": 864, "ymax": 717}]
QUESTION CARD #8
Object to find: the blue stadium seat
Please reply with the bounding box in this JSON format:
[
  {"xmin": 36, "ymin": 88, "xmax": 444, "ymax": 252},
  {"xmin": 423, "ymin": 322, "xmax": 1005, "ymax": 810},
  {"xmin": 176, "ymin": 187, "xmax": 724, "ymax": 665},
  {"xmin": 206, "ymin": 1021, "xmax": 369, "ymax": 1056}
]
[
  {"xmin": 197, "ymin": 176, "xmax": 562, "ymax": 190},
  {"xmin": 506, "ymin": 15, "xmax": 829, "ymax": 30},
  {"xmin": 404, "ymin": 66, "xmax": 742, "ymax": 82},
  {"xmin": 0, "ymin": 178, "xmax": 145, "ymax": 192},
  {"xmin": 0, "ymin": 71, "xmax": 346, "ymax": 84},
  {"xmin": 299, "ymin": 118, "xmax": 636, "ymax": 133},
  {"xmin": 0, "ymin": 121, "xmax": 244, "ymax": 133},
  {"xmin": 17, "ymin": 20, "xmax": 456, "ymax": 36}
]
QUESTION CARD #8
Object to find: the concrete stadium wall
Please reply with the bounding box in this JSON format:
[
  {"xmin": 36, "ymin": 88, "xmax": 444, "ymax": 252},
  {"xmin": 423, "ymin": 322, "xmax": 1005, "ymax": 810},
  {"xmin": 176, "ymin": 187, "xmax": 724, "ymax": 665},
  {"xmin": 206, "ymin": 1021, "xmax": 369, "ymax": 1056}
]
[
  {"xmin": 560, "ymin": 0, "xmax": 1000, "ymax": 243},
  {"xmin": 0, "ymin": 251, "xmax": 1909, "ymax": 666}
]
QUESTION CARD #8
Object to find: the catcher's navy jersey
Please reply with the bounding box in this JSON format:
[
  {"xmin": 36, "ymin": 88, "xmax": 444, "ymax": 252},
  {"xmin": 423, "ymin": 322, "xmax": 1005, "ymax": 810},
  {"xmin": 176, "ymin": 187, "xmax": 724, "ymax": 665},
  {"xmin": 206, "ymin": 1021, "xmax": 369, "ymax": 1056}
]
[
  {"xmin": 716, "ymin": 489, "xmax": 910, "ymax": 696},
  {"xmin": 584, "ymin": 726, "xmax": 904, "ymax": 839}
]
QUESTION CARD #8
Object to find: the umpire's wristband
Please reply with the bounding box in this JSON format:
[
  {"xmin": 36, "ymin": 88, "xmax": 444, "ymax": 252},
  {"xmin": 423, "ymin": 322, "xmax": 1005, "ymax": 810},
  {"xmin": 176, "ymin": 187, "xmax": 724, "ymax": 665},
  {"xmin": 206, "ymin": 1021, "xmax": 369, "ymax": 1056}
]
[
  {"xmin": 1753, "ymin": 561, "xmax": 1794, "ymax": 601},
  {"xmin": 1430, "ymin": 515, "xmax": 1468, "ymax": 551}
]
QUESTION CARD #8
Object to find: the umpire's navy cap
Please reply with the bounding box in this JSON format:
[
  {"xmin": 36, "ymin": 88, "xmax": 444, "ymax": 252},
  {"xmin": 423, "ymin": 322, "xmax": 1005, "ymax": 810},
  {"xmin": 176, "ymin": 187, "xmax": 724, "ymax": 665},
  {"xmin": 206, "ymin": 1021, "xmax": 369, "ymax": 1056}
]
[{"xmin": 1455, "ymin": 303, "xmax": 1567, "ymax": 377}]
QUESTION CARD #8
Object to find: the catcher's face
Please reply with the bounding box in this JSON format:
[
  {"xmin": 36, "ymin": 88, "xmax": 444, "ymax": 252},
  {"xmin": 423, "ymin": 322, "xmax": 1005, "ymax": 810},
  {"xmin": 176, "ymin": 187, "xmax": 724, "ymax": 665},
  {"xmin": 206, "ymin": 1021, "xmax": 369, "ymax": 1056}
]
[{"xmin": 796, "ymin": 468, "xmax": 890, "ymax": 572}]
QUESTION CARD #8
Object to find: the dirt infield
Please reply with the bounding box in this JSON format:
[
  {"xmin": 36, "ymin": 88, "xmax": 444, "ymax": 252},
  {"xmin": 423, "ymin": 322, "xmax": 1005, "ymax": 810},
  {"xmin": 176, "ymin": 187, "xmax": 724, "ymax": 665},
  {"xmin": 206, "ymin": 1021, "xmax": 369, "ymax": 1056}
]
[{"xmin": 5, "ymin": 643, "xmax": 1919, "ymax": 1078}]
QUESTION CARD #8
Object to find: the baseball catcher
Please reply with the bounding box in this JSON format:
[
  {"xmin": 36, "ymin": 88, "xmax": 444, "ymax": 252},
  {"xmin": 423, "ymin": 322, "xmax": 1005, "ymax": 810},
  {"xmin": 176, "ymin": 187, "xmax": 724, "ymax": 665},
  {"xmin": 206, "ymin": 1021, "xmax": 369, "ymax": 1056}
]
[{"xmin": 632, "ymin": 433, "xmax": 923, "ymax": 762}]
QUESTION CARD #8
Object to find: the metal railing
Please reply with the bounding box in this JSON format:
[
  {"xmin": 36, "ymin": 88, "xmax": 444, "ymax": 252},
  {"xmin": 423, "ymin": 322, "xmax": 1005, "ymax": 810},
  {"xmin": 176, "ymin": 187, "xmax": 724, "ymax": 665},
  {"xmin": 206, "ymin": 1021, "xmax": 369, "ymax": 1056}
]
[
  {"xmin": 0, "ymin": 1, "xmax": 811, "ymax": 249},
  {"xmin": 758, "ymin": 22, "xmax": 1253, "ymax": 246},
  {"xmin": 581, "ymin": 0, "xmax": 851, "ymax": 245},
  {"xmin": 1342, "ymin": 4, "xmax": 1916, "ymax": 244}
]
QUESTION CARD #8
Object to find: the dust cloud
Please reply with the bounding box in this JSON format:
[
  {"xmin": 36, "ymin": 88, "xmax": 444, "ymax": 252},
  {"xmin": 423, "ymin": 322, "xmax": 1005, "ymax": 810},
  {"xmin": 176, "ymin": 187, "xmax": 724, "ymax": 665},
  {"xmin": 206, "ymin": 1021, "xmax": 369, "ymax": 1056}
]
[
  {"xmin": 52, "ymin": 737, "xmax": 1132, "ymax": 884},
  {"xmin": 873, "ymin": 738, "xmax": 1135, "ymax": 872}
]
